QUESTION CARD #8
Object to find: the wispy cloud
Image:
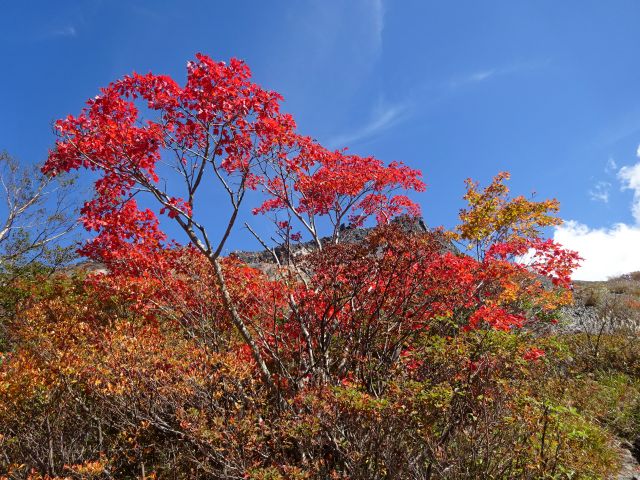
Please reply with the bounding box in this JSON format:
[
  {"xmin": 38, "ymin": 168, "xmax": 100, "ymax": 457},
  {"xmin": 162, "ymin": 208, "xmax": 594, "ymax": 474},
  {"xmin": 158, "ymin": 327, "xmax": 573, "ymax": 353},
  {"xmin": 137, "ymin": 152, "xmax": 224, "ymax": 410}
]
[
  {"xmin": 589, "ymin": 181, "xmax": 611, "ymax": 203},
  {"xmin": 371, "ymin": 0, "xmax": 385, "ymax": 53},
  {"xmin": 328, "ymin": 57, "xmax": 546, "ymax": 149},
  {"xmin": 449, "ymin": 68, "xmax": 503, "ymax": 88},
  {"xmin": 555, "ymin": 144, "xmax": 640, "ymax": 280},
  {"xmin": 448, "ymin": 60, "xmax": 548, "ymax": 89},
  {"xmin": 605, "ymin": 157, "xmax": 617, "ymax": 174},
  {"xmin": 594, "ymin": 109, "xmax": 640, "ymax": 147},
  {"xmin": 33, "ymin": 25, "xmax": 78, "ymax": 42},
  {"xmin": 281, "ymin": 0, "xmax": 386, "ymax": 93},
  {"xmin": 466, "ymin": 70, "xmax": 497, "ymax": 83},
  {"xmin": 50, "ymin": 26, "xmax": 77, "ymax": 38},
  {"xmin": 128, "ymin": 4, "xmax": 162, "ymax": 20},
  {"xmin": 326, "ymin": 101, "xmax": 407, "ymax": 148}
]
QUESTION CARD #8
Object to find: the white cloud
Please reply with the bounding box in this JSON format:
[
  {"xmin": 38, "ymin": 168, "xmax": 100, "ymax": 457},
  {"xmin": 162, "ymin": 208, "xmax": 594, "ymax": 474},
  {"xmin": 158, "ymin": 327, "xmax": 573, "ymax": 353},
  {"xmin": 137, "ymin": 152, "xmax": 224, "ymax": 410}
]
[
  {"xmin": 554, "ymin": 221, "xmax": 640, "ymax": 280},
  {"xmin": 555, "ymin": 146, "xmax": 640, "ymax": 280},
  {"xmin": 589, "ymin": 181, "xmax": 610, "ymax": 203},
  {"xmin": 618, "ymin": 160, "xmax": 640, "ymax": 223}
]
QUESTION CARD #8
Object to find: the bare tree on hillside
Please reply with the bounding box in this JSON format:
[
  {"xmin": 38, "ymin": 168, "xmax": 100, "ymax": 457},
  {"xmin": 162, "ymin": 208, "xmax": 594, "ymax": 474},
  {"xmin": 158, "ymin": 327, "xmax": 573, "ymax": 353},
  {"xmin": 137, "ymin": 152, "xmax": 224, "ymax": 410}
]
[{"xmin": 0, "ymin": 151, "xmax": 78, "ymax": 277}]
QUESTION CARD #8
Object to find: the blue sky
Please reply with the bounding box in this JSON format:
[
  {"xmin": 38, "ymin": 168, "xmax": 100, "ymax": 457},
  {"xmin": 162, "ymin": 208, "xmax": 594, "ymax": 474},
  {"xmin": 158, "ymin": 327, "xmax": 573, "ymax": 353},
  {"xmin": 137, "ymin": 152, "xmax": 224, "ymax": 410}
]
[{"xmin": 2, "ymin": 1, "xmax": 640, "ymax": 279}]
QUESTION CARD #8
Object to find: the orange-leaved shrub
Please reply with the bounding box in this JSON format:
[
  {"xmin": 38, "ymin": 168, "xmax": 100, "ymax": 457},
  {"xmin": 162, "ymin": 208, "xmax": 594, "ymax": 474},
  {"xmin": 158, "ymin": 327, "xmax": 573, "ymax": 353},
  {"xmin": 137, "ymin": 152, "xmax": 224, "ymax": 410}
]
[{"xmin": 0, "ymin": 54, "xmax": 622, "ymax": 479}]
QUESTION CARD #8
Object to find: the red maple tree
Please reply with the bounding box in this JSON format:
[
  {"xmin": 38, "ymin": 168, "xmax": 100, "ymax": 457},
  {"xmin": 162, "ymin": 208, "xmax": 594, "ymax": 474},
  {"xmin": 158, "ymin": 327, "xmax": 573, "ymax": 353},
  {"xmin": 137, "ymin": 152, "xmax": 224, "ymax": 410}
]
[{"xmin": 44, "ymin": 54, "xmax": 579, "ymax": 397}]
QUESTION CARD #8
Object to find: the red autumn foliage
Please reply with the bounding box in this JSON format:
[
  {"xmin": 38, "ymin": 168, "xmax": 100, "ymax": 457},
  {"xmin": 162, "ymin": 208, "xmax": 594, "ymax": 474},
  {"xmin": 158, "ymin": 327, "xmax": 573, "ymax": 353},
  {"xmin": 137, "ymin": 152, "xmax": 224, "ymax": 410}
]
[
  {"xmin": 40, "ymin": 51, "xmax": 581, "ymax": 393},
  {"xmin": 44, "ymin": 53, "xmax": 424, "ymax": 271}
]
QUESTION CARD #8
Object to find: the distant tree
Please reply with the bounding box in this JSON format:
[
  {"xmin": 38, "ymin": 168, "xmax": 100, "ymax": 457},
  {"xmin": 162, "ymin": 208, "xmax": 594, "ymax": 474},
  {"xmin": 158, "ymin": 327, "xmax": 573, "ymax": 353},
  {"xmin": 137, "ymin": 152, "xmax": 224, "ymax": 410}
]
[{"xmin": 0, "ymin": 151, "xmax": 77, "ymax": 277}]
